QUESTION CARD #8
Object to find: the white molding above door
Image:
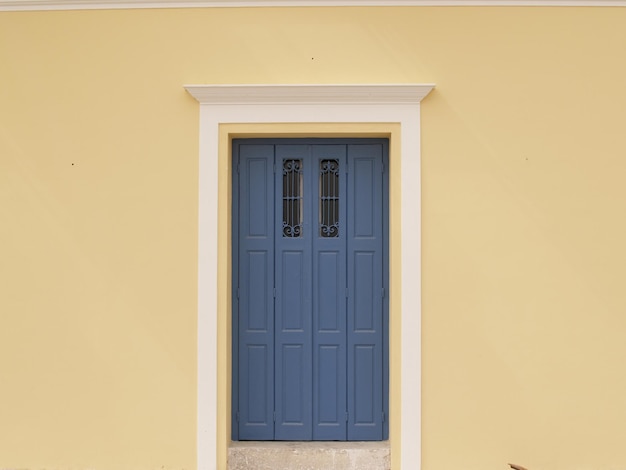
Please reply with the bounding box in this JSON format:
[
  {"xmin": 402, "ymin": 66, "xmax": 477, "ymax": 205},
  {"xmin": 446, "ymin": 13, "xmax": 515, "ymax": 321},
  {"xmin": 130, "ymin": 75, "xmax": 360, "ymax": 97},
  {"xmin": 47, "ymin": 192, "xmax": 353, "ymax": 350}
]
[
  {"xmin": 184, "ymin": 84, "xmax": 436, "ymax": 105},
  {"xmin": 2, "ymin": 0, "xmax": 626, "ymax": 11}
]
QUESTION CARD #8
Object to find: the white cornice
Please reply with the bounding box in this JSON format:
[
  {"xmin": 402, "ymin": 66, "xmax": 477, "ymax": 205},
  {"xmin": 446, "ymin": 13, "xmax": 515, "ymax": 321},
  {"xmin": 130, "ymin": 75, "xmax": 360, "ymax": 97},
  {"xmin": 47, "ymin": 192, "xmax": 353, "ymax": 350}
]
[
  {"xmin": 3, "ymin": 0, "xmax": 626, "ymax": 11},
  {"xmin": 184, "ymin": 84, "xmax": 436, "ymax": 106}
]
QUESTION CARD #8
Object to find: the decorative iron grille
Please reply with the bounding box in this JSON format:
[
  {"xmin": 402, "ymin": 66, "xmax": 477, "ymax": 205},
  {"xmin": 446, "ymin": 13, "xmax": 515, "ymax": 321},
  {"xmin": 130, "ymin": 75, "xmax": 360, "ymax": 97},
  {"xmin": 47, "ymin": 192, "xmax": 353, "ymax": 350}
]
[
  {"xmin": 320, "ymin": 159, "xmax": 339, "ymax": 238},
  {"xmin": 282, "ymin": 159, "xmax": 303, "ymax": 237}
]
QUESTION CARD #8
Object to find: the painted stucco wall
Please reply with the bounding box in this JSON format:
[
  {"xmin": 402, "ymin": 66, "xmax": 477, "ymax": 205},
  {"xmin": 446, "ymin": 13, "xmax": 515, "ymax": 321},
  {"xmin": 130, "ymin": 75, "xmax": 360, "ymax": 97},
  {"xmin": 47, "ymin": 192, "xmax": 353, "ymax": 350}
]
[{"xmin": 2, "ymin": 6, "xmax": 626, "ymax": 470}]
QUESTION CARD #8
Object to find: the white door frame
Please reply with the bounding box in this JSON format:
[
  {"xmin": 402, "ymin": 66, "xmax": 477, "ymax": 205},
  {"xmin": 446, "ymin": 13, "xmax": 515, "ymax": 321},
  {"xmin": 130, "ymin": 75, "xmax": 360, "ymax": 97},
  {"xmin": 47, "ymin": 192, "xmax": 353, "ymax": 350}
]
[{"xmin": 184, "ymin": 84, "xmax": 434, "ymax": 470}]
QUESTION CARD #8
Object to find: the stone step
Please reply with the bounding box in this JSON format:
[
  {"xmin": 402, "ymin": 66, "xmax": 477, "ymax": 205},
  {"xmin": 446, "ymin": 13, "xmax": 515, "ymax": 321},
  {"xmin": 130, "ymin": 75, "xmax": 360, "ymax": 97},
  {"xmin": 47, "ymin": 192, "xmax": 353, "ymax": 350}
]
[{"xmin": 228, "ymin": 441, "xmax": 391, "ymax": 470}]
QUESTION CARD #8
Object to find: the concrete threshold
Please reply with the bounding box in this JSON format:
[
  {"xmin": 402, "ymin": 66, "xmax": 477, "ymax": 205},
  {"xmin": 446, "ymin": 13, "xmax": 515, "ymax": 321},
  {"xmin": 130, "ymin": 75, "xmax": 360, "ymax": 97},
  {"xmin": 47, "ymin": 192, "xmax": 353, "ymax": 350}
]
[{"xmin": 228, "ymin": 441, "xmax": 391, "ymax": 470}]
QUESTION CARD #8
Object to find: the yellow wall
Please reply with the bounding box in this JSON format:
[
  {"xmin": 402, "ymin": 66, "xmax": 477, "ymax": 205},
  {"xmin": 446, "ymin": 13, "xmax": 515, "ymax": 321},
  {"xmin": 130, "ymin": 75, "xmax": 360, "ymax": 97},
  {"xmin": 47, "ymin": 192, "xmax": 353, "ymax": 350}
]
[{"xmin": 2, "ymin": 6, "xmax": 626, "ymax": 470}]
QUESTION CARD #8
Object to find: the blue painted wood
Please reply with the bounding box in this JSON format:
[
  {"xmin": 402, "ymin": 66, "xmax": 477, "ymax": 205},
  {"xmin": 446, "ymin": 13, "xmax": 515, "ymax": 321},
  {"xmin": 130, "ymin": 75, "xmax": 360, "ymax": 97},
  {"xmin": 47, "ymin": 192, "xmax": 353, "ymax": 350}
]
[
  {"xmin": 233, "ymin": 139, "xmax": 388, "ymax": 442},
  {"xmin": 236, "ymin": 143, "xmax": 276, "ymax": 440},
  {"xmin": 381, "ymin": 140, "xmax": 390, "ymax": 441},
  {"xmin": 274, "ymin": 145, "xmax": 313, "ymax": 440},
  {"xmin": 312, "ymin": 144, "xmax": 348, "ymax": 440},
  {"xmin": 347, "ymin": 143, "xmax": 384, "ymax": 440}
]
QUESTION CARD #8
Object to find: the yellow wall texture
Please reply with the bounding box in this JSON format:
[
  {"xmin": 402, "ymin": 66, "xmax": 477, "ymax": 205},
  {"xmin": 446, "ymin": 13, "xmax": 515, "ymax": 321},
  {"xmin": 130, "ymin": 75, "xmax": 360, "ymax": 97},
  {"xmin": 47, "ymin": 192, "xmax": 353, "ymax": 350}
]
[{"xmin": 2, "ymin": 6, "xmax": 626, "ymax": 470}]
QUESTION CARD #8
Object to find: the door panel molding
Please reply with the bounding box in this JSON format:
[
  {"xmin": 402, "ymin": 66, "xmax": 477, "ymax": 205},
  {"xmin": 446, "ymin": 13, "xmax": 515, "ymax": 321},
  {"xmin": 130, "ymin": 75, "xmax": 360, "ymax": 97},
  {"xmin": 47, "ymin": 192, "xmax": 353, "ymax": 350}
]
[{"xmin": 233, "ymin": 140, "xmax": 386, "ymax": 441}]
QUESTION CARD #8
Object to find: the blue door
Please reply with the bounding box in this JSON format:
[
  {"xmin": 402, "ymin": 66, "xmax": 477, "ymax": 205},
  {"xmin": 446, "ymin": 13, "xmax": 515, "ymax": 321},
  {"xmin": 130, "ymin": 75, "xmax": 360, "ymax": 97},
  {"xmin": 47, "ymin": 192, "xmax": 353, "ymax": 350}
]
[{"xmin": 233, "ymin": 139, "xmax": 388, "ymax": 441}]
